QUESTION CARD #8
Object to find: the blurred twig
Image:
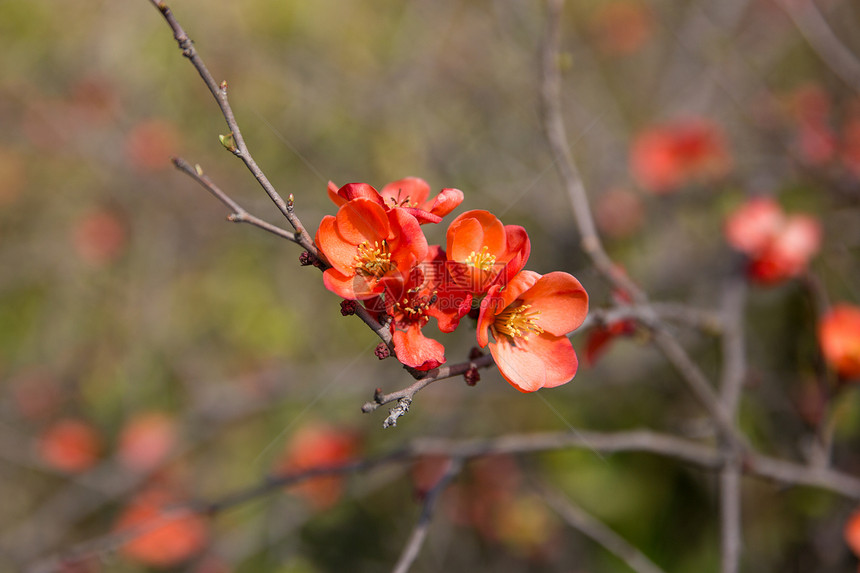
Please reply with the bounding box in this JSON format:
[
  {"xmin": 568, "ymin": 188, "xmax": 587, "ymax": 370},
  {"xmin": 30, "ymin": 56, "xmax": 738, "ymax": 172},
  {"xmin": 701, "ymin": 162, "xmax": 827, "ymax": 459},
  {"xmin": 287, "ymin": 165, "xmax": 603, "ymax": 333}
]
[
  {"xmin": 535, "ymin": 480, "xmax": 667, "ymax": 573},
  {"xmin": 391, "ymin": 458, "xmax": 464, "ymax": 573},
  {"xmin": 717, "ymin": 277, "xmax": 748, "ymax": 573},
  {"xmin": 32, "ymin": 426, "xmax": 860, "ymax": 571},
  {"xmin": 778, "ymin": 0, "xmax": 860, "ymax": 95},
  {"xmin": 540, "ymin": 0, "xmax": 743, "ymax": 450}
]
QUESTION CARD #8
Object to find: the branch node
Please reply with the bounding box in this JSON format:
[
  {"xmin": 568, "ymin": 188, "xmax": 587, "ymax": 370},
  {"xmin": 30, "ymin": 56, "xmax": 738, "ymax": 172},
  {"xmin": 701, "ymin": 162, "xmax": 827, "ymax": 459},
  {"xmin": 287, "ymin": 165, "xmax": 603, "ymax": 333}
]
[{"xmin": 383, "ymin": 398, "xmax": 412, "ymax": 429}]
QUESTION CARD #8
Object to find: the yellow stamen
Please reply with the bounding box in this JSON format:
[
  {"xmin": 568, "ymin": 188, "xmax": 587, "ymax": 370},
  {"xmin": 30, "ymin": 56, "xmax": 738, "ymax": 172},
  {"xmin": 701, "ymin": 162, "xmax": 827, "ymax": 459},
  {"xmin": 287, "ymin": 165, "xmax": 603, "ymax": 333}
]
[
  {"xmin": 464, "ymin": 246, "xmax": 497, "ymax": 271},
  {"xmin": 354, "ymin": 240, "xmax": 393, "ymax": 277},
  {"xmin": 394, "ymin": 290, "xmax": 437, "ymax": 318},
  {"xmin": 494, "ymin": 303, "xmax": 543, "ymax": 340}
]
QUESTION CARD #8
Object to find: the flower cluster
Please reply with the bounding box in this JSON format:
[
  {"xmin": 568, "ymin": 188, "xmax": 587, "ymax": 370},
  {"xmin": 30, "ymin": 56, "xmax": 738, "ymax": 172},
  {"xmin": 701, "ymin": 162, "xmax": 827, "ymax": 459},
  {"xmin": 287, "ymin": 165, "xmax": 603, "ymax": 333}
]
[
  {"xmin": 315, "ymin": 178, "xmax": 589, "ymax": 392},
  {"xmin": 630, "ymin": 117, "xmax": 732, "ymax": 194},
  {"xmin": 724, "ymin": 196, "xmax": 822, "ymax": 284}
]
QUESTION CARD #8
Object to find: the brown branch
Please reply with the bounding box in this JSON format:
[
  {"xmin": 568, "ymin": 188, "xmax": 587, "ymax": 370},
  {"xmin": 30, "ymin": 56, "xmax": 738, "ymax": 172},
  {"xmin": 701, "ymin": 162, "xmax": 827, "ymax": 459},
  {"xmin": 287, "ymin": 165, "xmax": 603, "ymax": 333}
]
[
  {"xmin": 717, "ymin": 277, "xmax": 748, "ymax": 573},
  {"xmin": 362, "ymin": 354, "xmax": 496, "ymax": 426},
  {"xmin": 778, "ymin": 0, "xmax": 860, "ymax": 95},
  {"xmin": 31, "ymin": 426, "xmax": 860, "ymax": 571},
  {"xmin": 539, "ymin": 0, "xmax": 645, "ymax": 305},
  {"xmin": 583, "ymin": 303, "xmax": 723, "ymax": 333},
  {"xmin": 391, "ymin": 458, "xmax": 464, "ymax": 573},
  {"xmin": 536, "ymin": 480, "xmax": 667, "ymax": 573},
  {"xmin": 148, "ymin": 0, "xmax": 318, "ymax": 256},
  {"xmin": 540, "ymin": 0, "xmax": 745, "ymax": 450},
  {"xmin": 171, "ymin": 157, "xmax": 300, "ymax": 243}
]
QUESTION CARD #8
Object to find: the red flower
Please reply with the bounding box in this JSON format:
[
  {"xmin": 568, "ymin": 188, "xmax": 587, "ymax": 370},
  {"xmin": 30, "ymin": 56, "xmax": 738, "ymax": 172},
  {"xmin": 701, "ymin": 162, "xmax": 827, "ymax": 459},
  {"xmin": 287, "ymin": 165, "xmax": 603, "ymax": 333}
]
[
  {"xmin": 589, "ymin": 0, "xmax": 653, "ymax": 56},
  {"xmin": 630, "ymin": 118, "xmax": 731, "ymax": 194},
  {"xmin": 328, "ymin": 178, "xmax": 463, "ymax": 224},
  {"xmin": 585, "ymin": 320, "xmax": 636, "ymax": 366},
  {"xmin": 275, "ymin": 423, "xmax": 360, "ymax": 510},
  {"xmin": 315, "ymin": 197, "xmax": 428, "ymax": 303},
  {"xmin": 117, "ymin": 412, "xmax": 177, "ymax": 473},
  {"xmin": 446, "ymin": 210, "xmax": 530, "ymax": 296},
  {"xmin": 381, "ymin": 247, "xmax": 448, "ymax": 370},
  {"xmin": 846, "ymin": 507, "xmax": 860, "ymax": 559},
  {"xmin": 477, "ymin": 271, "xmax": 588, "ymax": 392},
  {"xmin": 819, "ymin": 304, "xmax": 860, "ymax": 380},
  {"xmin": 724, "ymin": 197, "xmax": 822, "ymax": 284},
  {"xmin": 37, "ymin": 418, "xmax": 102, "ymax": 473},
  {"xmin": 115, "ymin": 488, "xmax": 209, "ymax": 568}
]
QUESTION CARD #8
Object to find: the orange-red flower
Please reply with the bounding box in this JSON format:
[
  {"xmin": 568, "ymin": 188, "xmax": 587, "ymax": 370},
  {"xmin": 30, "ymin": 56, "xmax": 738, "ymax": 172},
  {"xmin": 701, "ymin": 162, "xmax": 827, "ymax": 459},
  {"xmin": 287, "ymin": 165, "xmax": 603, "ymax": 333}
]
[
  {"xmin": 589, "ymin": 0, "xmax": 653, "ymax": 56},
  {"xmin": 328, "ymin": 178, "xmax": 463, "ymax": 224},
  {"xmin": 477, "ymin": 271, "xmax": 588, "ymax": 392},
  {"xmin": 315, "ymin": 197, "xmax": 427, "ymax": 303},
  {"xmin": 274, "ymin": 423, "xmax": 360, "ymax": 510},
  {"xmin": 117, "ymin": 411, "xmax": 177, "ymax": 473},
  {"xmin": 846, "ymin": 507, "xmax": 860, "ymax": 559},
  {"xmin": 446, "ymin": 210, "xmax": 530, "ymax": 296},
  {"xmin": 819, "ymin": 304, "xmax": 860, "ymax": 380},
  {"xmin": 115, "ymin": 488, "xmax": 209, "ymax": 568},
  {"xmin": 724, "ymin": 197, "xmax": 822, "ymax": 284},
  {"xmin": 630, "ymin": 118, "xmax": 731, "ymax": 194},
  {"xmin": 385, "ymin": 247, "xmax": 448, "ymax": 370},
  {"xmin": 37, "ymin": 418, "xmax": 102, "ymax": 473}
]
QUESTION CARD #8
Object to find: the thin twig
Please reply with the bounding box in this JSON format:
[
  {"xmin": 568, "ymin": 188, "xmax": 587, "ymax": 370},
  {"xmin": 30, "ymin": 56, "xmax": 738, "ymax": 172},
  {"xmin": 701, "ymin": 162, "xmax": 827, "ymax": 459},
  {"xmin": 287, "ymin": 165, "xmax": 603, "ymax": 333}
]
[
  {"xmin": 540, "ymin": 0, "xmax": 645, "ymax": 304},
  {"xmin": 717, "ymin": 277, "xmax": 748, "ymax": 573},
  {"xmin": 583, "ymin": 303, "xmax": 723, "ymax": 333},
  {"xmin": 778, "ymin": 0, "xmax": 860, "ymax": 95},
  {"xmin": 171, "ymin": 157, "xmax": 300, "ymax": 242},
  {"xmin": 32, "ymin": 427, "xmax": 860, "ymax": 570},
  {"xmin": 536, "ymin": 481, "xmax": 667, "ymax": 573},
  {"xmin": 362, "ymin": 354, "xmax": 496, "ymax": 415},
  {"xmin": 540, "ymin": 0, "xmax": 744, "ymax": 450},
  {"xmin": 148, "ymin": 0, "xmax": 318, "ymax": 256},
  {"xmin": 391, "ymin": 458, "xmax": 464, "ymax": 573}
]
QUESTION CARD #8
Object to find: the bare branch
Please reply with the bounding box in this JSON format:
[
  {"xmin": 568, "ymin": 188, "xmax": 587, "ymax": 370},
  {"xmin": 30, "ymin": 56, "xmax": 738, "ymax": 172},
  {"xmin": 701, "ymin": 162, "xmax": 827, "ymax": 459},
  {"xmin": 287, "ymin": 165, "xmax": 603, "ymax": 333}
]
[
  {"xmin": 536, "ymin": 481, "xmax": 667, "ymax": 573},
  {"xmin": 148, "ymin": 0, "xmax": 318, "ymax": 256},
  {"xmin": 778, "ymin": 0, "xmax": 860, "ymax": 95},
  {"xmin": 540, "ymin": 0, "xmax": 744, "ymax": 450},
  {"xmin": 362, "ymin": 354, "xmax": 496, "ymax": 417},
  {"xmin": 171, "ymin": 157, "xmax": 300, "ymax": 242},
  {"xmin": 717, "ymin": 277, "xmax": 748, "ymax": 573},
  {"xmin": 391, "ymin": 458, "xmax": 463, "ymax": 573},
  {"xmin": 31, "ymin": 426, "xmax": 860, "ymax": 570}
]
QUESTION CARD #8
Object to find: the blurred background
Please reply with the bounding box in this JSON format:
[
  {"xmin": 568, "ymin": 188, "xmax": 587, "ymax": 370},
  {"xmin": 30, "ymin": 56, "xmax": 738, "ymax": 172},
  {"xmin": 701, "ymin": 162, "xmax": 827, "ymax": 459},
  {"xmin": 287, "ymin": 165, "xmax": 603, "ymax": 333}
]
[{"xmin": 1, "ymin": 0, "xmax": 860, "ymax": 571}]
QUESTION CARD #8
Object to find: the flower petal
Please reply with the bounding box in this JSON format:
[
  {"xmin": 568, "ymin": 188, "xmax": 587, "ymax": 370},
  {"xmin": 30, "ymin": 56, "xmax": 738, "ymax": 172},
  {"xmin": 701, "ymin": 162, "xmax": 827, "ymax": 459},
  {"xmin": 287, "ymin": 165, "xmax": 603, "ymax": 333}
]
[
  {"xmin": 446, "ymin": 210, "xmax": 506, "ymax": 262},
  {"xmin": 335, "ymin": 198, "xmax": 390, "ymax": 245},
  {"xmin": 520, "ymin": 272, "xmax": 589, "ymax": 335},
  {"xmin": 489, "ymin": 333, "xmax": 579, "ymax": 392},
  {"xmin": 337, "ymin": 183, "xmax": 385, "ymax": 205},
  {"xmin": 327, "ymin": 181, "xmax": 347, "ymax": 207},
  {"xmin": 381, "ymin": 177, "xmax": 430, "ymax": 207},
  {"xmin": 393, "ymin": 324, "xmax": 446, "ymax": 371},
  {"xmin": 315, "ymin": 215, "xmax": 355, "ymax": 275},
  {"xmin": 426, "ymin": 187, "xmax": 464, "ymax": 218},
  {"xmin": 388, "ymin": 207, "xmax": 429, "ymax": 271}
]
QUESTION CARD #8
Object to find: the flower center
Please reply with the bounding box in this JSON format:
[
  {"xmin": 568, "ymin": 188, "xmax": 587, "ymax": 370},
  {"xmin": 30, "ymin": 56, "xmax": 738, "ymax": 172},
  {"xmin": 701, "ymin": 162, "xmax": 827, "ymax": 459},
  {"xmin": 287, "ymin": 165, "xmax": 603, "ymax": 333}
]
[
  {"xmin": 354, "ymin": 240, "xmax": 393, "ymax": 278},
  {"xmin": 394, "ymin": 289, "xmax": 437, "ymax": 323},
  {"xmin": 464, "ymin": 246, "xmax": 497, "ymax": 271},
  {"xmin": 493, "ymin": 303, "xmax": 543, "ymax": 340},
  {"xmin": 387, "ymin": 194, "xmax": 417, "ymax": 208}
]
